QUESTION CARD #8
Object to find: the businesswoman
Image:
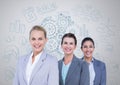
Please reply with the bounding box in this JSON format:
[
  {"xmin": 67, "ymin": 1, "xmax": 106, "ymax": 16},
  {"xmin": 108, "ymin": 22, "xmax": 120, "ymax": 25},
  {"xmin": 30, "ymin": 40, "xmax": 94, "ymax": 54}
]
[
  {"xmin": 81, "ymin": 37, "xmax": 106, "ymax": 85},
  {"xmin": 13, "ymin": 25, "xmax": 59, "ymax": 85},
  {"xmin": 58, "ymin": 33, "xmax": 89, "ymax": 85}
]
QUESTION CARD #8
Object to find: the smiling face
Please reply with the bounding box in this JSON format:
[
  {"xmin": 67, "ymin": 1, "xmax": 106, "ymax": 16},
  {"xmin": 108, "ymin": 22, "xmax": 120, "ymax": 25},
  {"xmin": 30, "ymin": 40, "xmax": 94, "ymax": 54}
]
[
  {"xmin": 81, "ymin": 40, "xmax": 94, "ymax": 59},
  {"xmin": 61, "ymin": 37, "xmax": 76, "ymax": 56},
  {"xmin": 29, "ymin": 30, "xmax": 47, "ymax": 56}
]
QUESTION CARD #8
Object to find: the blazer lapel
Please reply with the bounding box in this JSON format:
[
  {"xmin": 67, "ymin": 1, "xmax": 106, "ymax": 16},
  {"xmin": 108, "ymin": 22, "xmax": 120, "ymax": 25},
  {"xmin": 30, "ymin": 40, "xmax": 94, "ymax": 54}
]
[
  {"xmin": 22, "ymin": 53, "xmax": 31, "ymax": 84},
  {"xmin": 29, "ymin": 51, "xmax": 47, "ymax": 84},
  {"xmin": 59, "ymin": 60, "xmax": 64, "ymax": 85},
  {"xmin": 93, "ymin": 59, "xmax": 100, "ymax": 84},
  {"xmin": 65, "ymin": 56, "xmax": 79, "ymax": 83}
]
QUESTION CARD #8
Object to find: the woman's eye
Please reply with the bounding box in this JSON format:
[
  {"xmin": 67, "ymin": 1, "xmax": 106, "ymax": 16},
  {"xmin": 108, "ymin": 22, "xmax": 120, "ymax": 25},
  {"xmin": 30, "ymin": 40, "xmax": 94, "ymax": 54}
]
[
  {"xmin": 64, "ymin": 42, "xmax": 67, "ymax": 44},
  {"xmin": 32, "ymin": 38, "xmax": 35, "ymax": 40},
  {"xmin": 38, "ymin": 38, "xmax": 42, "ymax": 40},
  {"xmin": 83, "ymin": 46, "xmax": 87, "ymax": 48}
]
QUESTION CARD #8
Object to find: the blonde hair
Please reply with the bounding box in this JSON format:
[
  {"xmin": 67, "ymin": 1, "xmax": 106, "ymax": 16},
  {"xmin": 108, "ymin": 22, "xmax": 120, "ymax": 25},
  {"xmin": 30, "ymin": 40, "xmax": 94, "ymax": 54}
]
[{"xmin": 29, "ymin": 25, "xmax": 47, "ymax": 38}]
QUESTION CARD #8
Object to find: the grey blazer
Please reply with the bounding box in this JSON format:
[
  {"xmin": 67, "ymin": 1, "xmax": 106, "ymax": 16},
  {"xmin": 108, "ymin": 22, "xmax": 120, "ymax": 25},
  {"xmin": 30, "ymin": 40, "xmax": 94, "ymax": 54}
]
[
  {"xmin": 13, "ymin": 51, "xmax": 59, "ymax": 85},
  {"xmin": 81, "ymin": 57, "xmax": 106, "ymax": 85},
  {"xmin": 93, "ymin": 58, "xmax": 106, "ymax": 85},
  {"xmin": 58, "ymin": 55, "xmax": 89, "ymax": 85}
]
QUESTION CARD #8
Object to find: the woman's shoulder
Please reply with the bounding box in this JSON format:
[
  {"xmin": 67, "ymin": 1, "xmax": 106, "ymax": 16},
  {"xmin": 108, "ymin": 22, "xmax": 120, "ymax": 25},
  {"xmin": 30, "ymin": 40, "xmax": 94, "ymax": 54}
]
[
  {"xmin": 45, "ymin": 53, "xmax": 58, "ymax": 62},
  {"xmin": 94, "ymin": 58, "xmax": 106, "ymax": 68},
  {"xmin": 18, "ymin": 52, "xmax": 31, "ymax": 61}
]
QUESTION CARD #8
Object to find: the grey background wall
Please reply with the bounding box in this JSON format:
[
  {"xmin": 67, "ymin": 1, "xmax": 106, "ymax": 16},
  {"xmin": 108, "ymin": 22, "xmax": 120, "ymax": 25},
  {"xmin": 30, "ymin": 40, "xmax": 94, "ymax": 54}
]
[{"xmin": 0, "ymin": 0, "xmax": 120, "ymax": 85}]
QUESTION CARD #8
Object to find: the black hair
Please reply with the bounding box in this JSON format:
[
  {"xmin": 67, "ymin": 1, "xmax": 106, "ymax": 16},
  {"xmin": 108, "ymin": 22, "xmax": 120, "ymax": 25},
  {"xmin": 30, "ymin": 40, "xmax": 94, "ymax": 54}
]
[{"xmin": 81, "ymin": 37, "xmax": 95, "ymax": 48}]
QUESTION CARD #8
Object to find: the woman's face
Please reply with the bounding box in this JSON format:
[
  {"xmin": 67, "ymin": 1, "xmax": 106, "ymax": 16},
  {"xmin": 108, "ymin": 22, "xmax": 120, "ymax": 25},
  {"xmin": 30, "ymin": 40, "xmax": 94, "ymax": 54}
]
[
  {"xmin": 29, "ymin": 30, "xmax": 47, "ymax": 55},
  {"xmin": 81, "ymin": 40, "xmax": 94, "ymax": 58},
  {"xmin": 61, "ymin": 37, "xmax": 76, "ymax": 56}
]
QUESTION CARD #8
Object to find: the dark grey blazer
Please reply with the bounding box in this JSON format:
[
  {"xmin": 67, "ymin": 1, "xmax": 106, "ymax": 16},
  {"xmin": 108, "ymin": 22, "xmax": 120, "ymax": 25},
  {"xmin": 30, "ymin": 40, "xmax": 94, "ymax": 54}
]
[
  {"xmin": 58, "ymin": 55, "xmax": 89, "ymax": 85},
  {"xmin": 93, "ymin": 58, "xmax": 106, "ymax": 85},
  {"xmin": 81, "ymin": 57, "xmax": 106, "ymax": 85}
]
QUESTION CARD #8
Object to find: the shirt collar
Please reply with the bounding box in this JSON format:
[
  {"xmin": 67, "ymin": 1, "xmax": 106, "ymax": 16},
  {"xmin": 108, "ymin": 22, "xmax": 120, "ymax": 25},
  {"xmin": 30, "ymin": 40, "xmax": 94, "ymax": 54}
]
[
  {"xmin": 29, "ymin": 51, "xmax": 43, "ymax": 64},
  {"xmin": 82, "ymin": 57, "xmax": 94, "ymax": 63}
]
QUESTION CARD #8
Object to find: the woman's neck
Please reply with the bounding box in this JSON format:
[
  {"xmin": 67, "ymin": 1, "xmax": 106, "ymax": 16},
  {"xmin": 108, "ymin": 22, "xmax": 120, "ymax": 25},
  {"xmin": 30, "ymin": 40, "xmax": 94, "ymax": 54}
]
[
  {"xmin": 32, "ymin": 51, "xmax": 41, "ymax": 63},
  {"xmin": 84, "ymin": 57, "xmax": 92, "ymax": 63},
  {"xmin": 64, "ymin": 54, "xmax": 74, "ymax": 65}
]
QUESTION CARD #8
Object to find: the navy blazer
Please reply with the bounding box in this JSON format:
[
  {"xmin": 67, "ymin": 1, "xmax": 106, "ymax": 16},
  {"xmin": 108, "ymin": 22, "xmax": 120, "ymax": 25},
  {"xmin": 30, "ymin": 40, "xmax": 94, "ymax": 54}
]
[
  {"xmin": 81, "ymin": 57, "xmax": 106, "ymax": 85},
  {"xmin": 58, "ymin": 56, "xmax": 89, "ymax": 85},
  {"xmin": 13, "ymin": 51, "xmax": 59, "ymax": 85}
]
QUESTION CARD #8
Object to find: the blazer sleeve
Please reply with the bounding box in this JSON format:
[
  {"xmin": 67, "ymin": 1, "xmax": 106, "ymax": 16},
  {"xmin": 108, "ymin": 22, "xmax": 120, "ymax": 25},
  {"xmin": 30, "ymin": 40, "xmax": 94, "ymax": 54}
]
[
  {"xmin": 48, "ymin": 57, "xmax": 59, "ymax": 85},
  {"xmin": 101, "ymin": 63, "xmax": 106, "ymax": 85},
  {"xmin": 13, "ymin": 58, "xmax": 21, "ymax": 85}
]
